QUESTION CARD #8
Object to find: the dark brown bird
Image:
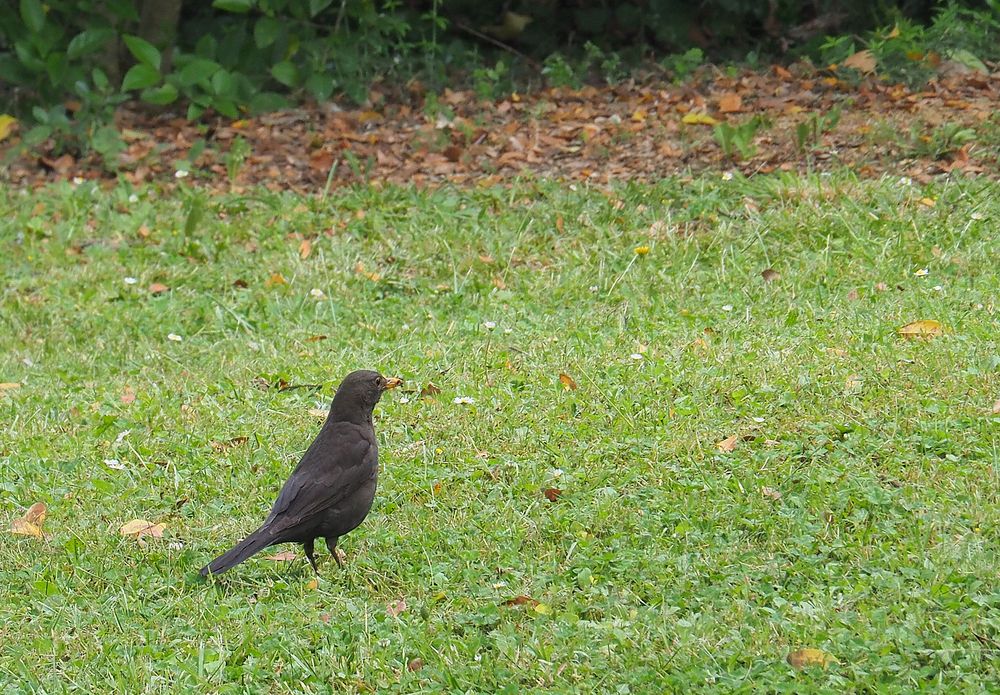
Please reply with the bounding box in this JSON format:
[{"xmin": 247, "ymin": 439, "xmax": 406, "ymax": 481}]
[{"xmin": 200, "ymin": 370, "xmax": 401, "ymax": 577}]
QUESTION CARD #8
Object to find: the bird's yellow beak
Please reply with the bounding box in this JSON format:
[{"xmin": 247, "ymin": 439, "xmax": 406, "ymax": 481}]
[{"xmin": 384, "ymin": 377, "xmax": 403, "ymax": 390}]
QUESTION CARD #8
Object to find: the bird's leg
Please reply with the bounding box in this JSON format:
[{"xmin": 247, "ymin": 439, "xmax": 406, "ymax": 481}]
[
  {"xmin": 326, "ymin": 536, "xmax": 344, "ymax": 568},
  {"xmin": 303, "ymin": 538, "xmax": 319, "ymax": 574}
]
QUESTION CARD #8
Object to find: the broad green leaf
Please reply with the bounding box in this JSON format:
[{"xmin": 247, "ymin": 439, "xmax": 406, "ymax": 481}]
[
  {"xmin": 213, "ymin": 0, "xmax": 254, "ymax": 12},
  {"xmin": 211, "ymin": 69, "xmax": 237, "ymax": 97},
  {"xmin": 178, "ymin": 58, "xmax": 220, "ymax": 86},
  {"xmin": 92, "ymin": 67, "xmax": 110, "ymax": 91},
  {"xmin": 123, "ymin": 34, "xmax": 161, "ymax": 70},
  {"xmin": 309, "ymin": 0, "xmax": 333, "ymax": 16},
  {"xmin": 248, "ymin": 91, "xmax": 289, "ymax": 114},
  {"xmin": 20, "ymin": 0, "xmax": 45, "ymax": 33},
  {"xmin": 305, "ymin": 73, "xmax": 334, "ymax": 101},
  {"xmin": 121, "ymin": 63, "xmax": 160, "ymax": 91},
  {"xmin": 254, "ymin": 17, "xmax": 282, "ymax": 48},
  {"xmin": 141, "ymin": 83, "xmax": 179, "ymax": 105},
  {"xmin": 67, "ymin": 29, "xmax": 115, "ymax": 60},
  {"xmin": 270, "ymin": 60, "xmax": 298, "ymax": 87}
]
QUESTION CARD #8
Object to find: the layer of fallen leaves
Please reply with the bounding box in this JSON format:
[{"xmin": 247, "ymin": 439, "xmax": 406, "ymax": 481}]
[{"xmin": 3, "ymin": 64, "xmax": 997, "ymax": 192}]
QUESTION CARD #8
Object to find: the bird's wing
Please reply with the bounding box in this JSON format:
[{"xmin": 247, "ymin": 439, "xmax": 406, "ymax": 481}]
[{"xmin": 262, "ymin": 424, "xmax": 375, "ymax": 533}]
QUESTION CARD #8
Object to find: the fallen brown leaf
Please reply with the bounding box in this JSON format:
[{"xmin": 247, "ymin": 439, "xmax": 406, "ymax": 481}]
[
  {"xmin": 716, "ymin": 434, "xmax": 739, "ymax": 453},
  {"xmin": 787, "ymin": 647, "xmax": 837, "ymax": 669},
  {"xmin": 842, "ymin": 49, "xmax": 876, "ymax": 73},
  {"xmin": 148, "ymin": 282, "xmax": 169, "ymax": 294},
  {"xmin": 718, "ymin": 92, "xmax": 743, "ymax": 113},
  {"xmin": 209, "ymin": 436, "xmax": 248, "ymax": 452},
  {"xmin": 9, "ymin": 502, "xmax": 47, "ymax": 538},
  {"xmin": 847, "ymin": 288, "xmax": 860, "ymax": 301},
  {"xmin": 0, "ymin": 382, "xmax": 21, "ymax": 391},
  {"xmin": 119, "ymin": 519, "xmax": 166, "ymax": 539},
  {"xmin": 299, "ymin": 238, "xmax": 312, "ymax": 260},
  {"xmin": 263, "ymin": 550, "xmax": 297, "ymax": 562},
  {"xmin": 502, "ymin": 595, "xmax": 539, "ymax": 607},
  {"xmin": 420, "ymin": 382, "xmax": 442, "ymax": 398},
  {"xmin": 761, "ymin": 268, "xmax": 780, "ymax": 283},
  {"xmin": 558, "ymin": 372, "xmax": 578, "ymax": 391},
  {"xmin": 305, "ymin": 335, "xmax": 327, "ymax": 342},
  {"xmin": 543, "ymin": 488, "xmax": 562, "ymax": 502},
  {"xmin": 266, "ymin": 272, "xmax": 287, "ymax": 288},
  {"xmin": 898, "ymin": 319, "xmax": 942, "ymax": 339},
  {"xmin": 761, "ymin": 487, "xmax": 782, "ymax": 501},
  {"xmin": 407, "ymin": 658, "xmax": 424, "ymax": 672}
]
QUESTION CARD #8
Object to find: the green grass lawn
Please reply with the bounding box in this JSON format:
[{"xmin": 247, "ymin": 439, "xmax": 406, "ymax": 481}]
[{"xmin": 2, "ymin": 173, "xmax": 998, "ymax": 692}]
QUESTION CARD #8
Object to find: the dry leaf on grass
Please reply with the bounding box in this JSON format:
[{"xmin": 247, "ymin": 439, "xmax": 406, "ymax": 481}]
[
  {"xmin": 263, "ymin": 550, "xmax": 297, "ymax": 562},
  {"xmin": 9, "ymin": 502, "xmax": 47, "ymax": 538},
  {"xmin": 761, "ymin": 268, "xmax": 780, "ymax": 283},
  {"xmin": 0, "ymin": 382, "xmax": 21, "ymax": 391},
  {"xmin": 716, "ymin": 434, "xmax": 739, "ymax": 453},
  {"xmin": 120, "ymin": 386, "xmax": 136, "ymax": 404},
  {"xmin": 119, "ymin": 519, "xmax": 166, "ymax": 539},
  {"xmin": 543, "ymin": 488, "xmax": 562, "ymax": 502},
  {"xmin": 558, "ymin": 373, "xmax": 577, "ymax": 390},
  {"xmin": 420, "ymin": 382, "xmax": 442, "ymax": 398},
  {"xmin": 148, "ymin": 282, "xmax": 169, "ymax": 294},
  {"xmin": 787, "ymin": 647, "xmax": 838, "ymax": 669},
  {"xmin": 502, "ymin": 595, "xmax": 539, "ymax": 608},
  {"xmin": 299, "ymin": 238, "xmax": 312, "ymax": 260},
  {"xmin": 899, "ymin": 319, "xmax": 942, "ymax": 339}
]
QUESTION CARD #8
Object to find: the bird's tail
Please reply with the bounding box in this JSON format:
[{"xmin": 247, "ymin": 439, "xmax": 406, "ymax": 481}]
[{"xmin": 200, "ymin": 526, "xmax": 274, "ymax": 577}]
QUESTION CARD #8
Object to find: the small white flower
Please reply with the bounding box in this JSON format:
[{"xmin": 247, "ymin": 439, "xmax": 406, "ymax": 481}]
[
  {"xmin": 933, "ymin": 285, "xmax": 943, "ymax": 292},
  {"xmin": 630, "ymin": 353, "xmax": 644, "ymax": 360},
  {"xmin": 722, "ymin": 171, "xmax": 734, "ymax": 181},
  {"xmin": 453, "ymin": 396, "xmax": 475, "ymax": 405},
  {"xmin": 398, "ymin": 396, "xmax": 411, "ymax": 404},
  {"xmin": 483, "ymin": 321, "xmax": 497, "ymax": 330},
  {"xmin": 72, "ymin": 176, "xmax": 85, "ymax": 185},
  {"xmin": 898, "ymin": 176, "xmax": 912, "ymax": 186},
  {"xmin": 167, "ymin": 541, "xmax": 184, "ymax": 551},
  {"xmin": 174, "ymin": 169, "xmax": 189, "ymax": 179},
  {"xmin": 104, "ymin": 458, "xmax": 126, "ymax": 470},
  {"xmin": 167, "ymin": 333, "xmax": 183, "ymax": 342},
  {"xmin": 503, "ymin": 328, "xmax": 513, "ymax": 334},
  {"xmin": 722, "ymin": 304, "xmax": 734, "ymax": 312},
  {"xmin": 22, "ymin": 357, "xmax": 33, "ymax": 367},
  {"xmin": 971, "ymin": 212, "xmax": 984, "ymax": 221},
  {"xmin": 914, "ymin": 268, "xmax": 929, "ymax": 277},
  {"xmin": 752, "ymin": 417, "xmax": 765, "ymax": 423},
  {"xmin": 609, "ymin": 114, "xmax": 622, "ymax": 125},
  {"xmin": 124, "ymin": 277, "xmax": 138, "ymax": 285},
  {"xmin": 551, "ymin": 468, "xmax": 564, "ymax": 478},
  {"xmin": 589, "ymin": 285, "xmax": 599, "ymax": 292},
  {"xmin": 310, "ymin": 288, "xmax": 325, "ymax": 298},
  {"xmin": 128, "ymin": 193, "xmax": 139, "ymax": 203}
]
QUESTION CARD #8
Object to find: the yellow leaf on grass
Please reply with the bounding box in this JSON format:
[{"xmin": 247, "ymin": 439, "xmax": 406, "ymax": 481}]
[
  {"xmin": 299, "ymin": 239, "xmax": 312, "ymax": 260},
  {"xmin": 119, "ymin": 519, "xmax": 166, "ymax": 539},
  {"xmin": 899, "ymin": 319, "xmax": 942, "ymax": 339},
  {"xmin": 0, "ymin": 114, "xmax": 17, "ymax": 142},
  {"xmin": 716, "ymin": 434, "xmax": 739, "ymax": 453},
  {"xmin": 558, "ymin": 372, "xmax": 578, "ymax": 391},
  {"xmin": 9, "ymin": 502, "xmax": 46, "ymax": 538},
  {"xmin": 265, "ymin": 272, "xmax": 287, "ymax": 288},
  {"xmin": 682, "ymin": 112, "xmax": 719, "ymax": 126},
  {"xmin": 919, "ymin": 197, "xmax": 936, "ymax": 208},
  {"xmin": 10, "ymin": 519, "xmax": 43, "ymax": 538},
  {"xmin": 533, "ymin": 603, "xmax": 551, "ymax": 615},
  {"xmin": 305, "ymin": 578, "xmax": 319, "ymax": 590},
  {"xmin": 787, "ymin": 647, "xmax": 837, "ymax": 669}
]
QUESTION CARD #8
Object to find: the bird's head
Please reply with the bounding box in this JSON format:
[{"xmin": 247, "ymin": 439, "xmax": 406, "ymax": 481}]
[{"xmin": 329, "ymin": 369, "xmax": 402, "ymax": 420}]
